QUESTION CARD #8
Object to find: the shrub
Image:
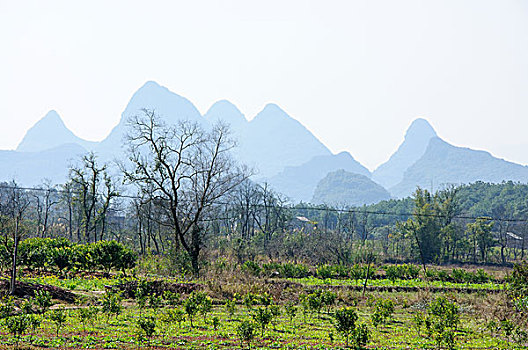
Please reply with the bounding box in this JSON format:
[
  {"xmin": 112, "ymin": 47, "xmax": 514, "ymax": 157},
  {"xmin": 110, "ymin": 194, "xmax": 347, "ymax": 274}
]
[
  {"xmin": 91, "ymin": 240, "xmax": 137, "ymax": 273},
  {"xmin": 137, "ymin": 316, "xmax": 156, "ymax": 339},
  {"xmin": 49, "ymin": 307, "xmax": 67, "ymax": 337},
  {"xmin": 4, "ymin": 314, "xmax": 30, "ymax": 347},
  {"xmin": 102, "ymin": 291, "xmax": 123, "ymax": 322},
  {"xmin": 371, "ymin": 298, "xmax": 395, "ymax": 328},
  {"xmin": 284, "ymin": 301, "xmax": 297, "ymax": 326},
  {"xmin": 507, "ymin": 261, "xmax": 528, "ymax": 299},
  {"xmin": 0, "ymin": 297, "xmax": 16, "ymax": 319},
  {"xmin": 321, "ymin": 290, "xmax": 337, "ymax": 313},
  {"xmin": 78, "ymin": 306, "xmax": 98, "ymax": 332},
  {"xmin": 225, "ymin": 298, "xmax": 236, "ymax": 318},
  {"xmin": 242, "ymin": 261, "xmax": 262, "ymax": 276},
  {"xmin": 307, "ymin": 291, "xmax": 323, "ymax": 316},
  {"xmin": 333, "ymin": 306, "xmax": 369, "ymax": 349},
  {"xmin": 252, "ymin": 306, "xmax": 273, "ymax": 337},
  {"xmin": 236, "ymin": 320, "xmax": 256, "ymax": 349},
  {"xmin": 279, "ymin": 263, "xmax": 309, "ymax": 278},
  {"xmin": 34, "ymin": 290, "xmax": 53, "ymax": 314},
  {"xmin": 162, "ymin": 291, "xmax": 180, "ymax": 306},
  {"xmin": 162, "ymin": 308, "xmax": 185, "ymax": 329},
  {"xmin": 212, "ymin": 316, "xmax": 220, "ymax": 331},
  {"xmin": 384, "ymin": 264, "xmax": 420, "ymax": 281},
  {"xmin": 415, "ymin": 296, "xmax": 459, "ymax": 349},
  {"xmin": 183, "ymin": 293, "xmax": 200, "ymax": 328}
]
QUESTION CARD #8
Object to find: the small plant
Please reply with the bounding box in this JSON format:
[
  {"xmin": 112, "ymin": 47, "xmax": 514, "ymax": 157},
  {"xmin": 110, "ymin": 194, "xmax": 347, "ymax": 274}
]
[
  {"xmin": 162, "ymin": 291, "xmax": 180, "ymax": 306},
  {"xmin": 183, "ymin": 294, "xmax": 199, "ymax": 328},
  {"xmin": 225, "ymin": 298, "xmax": 236, "ymax": 318},
  {"xmin": 20, "ymin": 298, "xmax": 35, "ymax": 315},
  {"xmin": 284, "ymin": 301, "xmax": 297, "ymax": 326},
  {"xmin": 212, "ymin": 316, "xmax": 220, "ymax": 331},
  {"xmin": 198, "ymin": 295, "xmax": 213, "ymax": 325},
  {"xmin": 309, "ymin": 292, "xmax": 323, "ymax": 316},
  {"xmin": 102, "ymin": 291, "xmax": 123, "ymax": 322},
  {"xmin": 27, "ymin": 313, "xmax": 41, "ymax": 333},
  {"xmin": 136, "ymin": 291, "xmax": 147, "ymax": 313},
  {"xmin": 49, "ymin": 307, "xmax": 67, "ymax": 337},
  {"xmin": 333, "ymin": 306, "xmax": 370, "ymax": 349},
  {"xmin": 34, "ymin": 290, "xmax": 53, "ymax": 314},
  {"xmin": 412, "ymin": 312, "xmax": 425, "ymax": 336},
  {"xmin": 416, "ymin": 296, "xmax": 459, "ymax": 350},
  {"xmin": 501, "ymin": 318, "xmax": 515, "ymax": 339},
  {"xmin": 321, "ymin": 290, "xmax": 337, "ymax": 313},
  {"xmin": 236, "ymin": 320, "xmax": 256, "ymax": 349},
  {"xmin": 334, "ymin": 307, "xmax": 358, "ymax": 347},
  {"xmin": 242, "ymin": 260, "xmax": 262, "ymax": 276},
  {"xmin": 5, "ymin": 314, "xmax": 30, "ymax": 347},
  {"xmin": 148, "ymin": 293, "xmax": 163, "ymax": 309},
  {"xmin": 371, "ymin": 298, "xmax": 395, "ymax": 328},
  {"xmin": 162, "ymin": 308, "xmax": 186, "ymax": 328},
  {"xmin": 269, "ymin": 304, "xmax": 281, "ymax": 330},
  {"xmin": 251, "ymin": 306, "xmax": 273, "ymax": 337},
  {"xmin": 0, "ymin": 297, "xmax": 16, "ymax": 318},
  {"xmin": 137, "ymin": 315, "xmax": 156, "ymax": 339},
  {"xmin": 78, "ymin": 306, "xmax": 98, "ymax": 332},
  {"xmin": 243, "ymin": 292, "xmax": 259, "ymax": 310}
]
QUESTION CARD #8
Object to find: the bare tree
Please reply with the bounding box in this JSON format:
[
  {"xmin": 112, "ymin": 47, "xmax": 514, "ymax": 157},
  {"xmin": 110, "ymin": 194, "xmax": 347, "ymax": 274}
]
[
  {"xmin": 69, "ymin": 153, "xmax": 118, "ymax": 242},
  {"xmin": 31, "ymin": 180, "xmax": 59, "ymax": 238},
  {"xmin": 0, "ymin": 181, "xmax": 30, "ymax": 294},
  {"xmin": 122, "ymin": 109, "xmax": 248, "ymax": 274}
]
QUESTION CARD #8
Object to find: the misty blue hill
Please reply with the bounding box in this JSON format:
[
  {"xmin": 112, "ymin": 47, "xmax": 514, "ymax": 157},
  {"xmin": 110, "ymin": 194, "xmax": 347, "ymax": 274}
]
[
  {"xmin": 390, "ymin": 137, "xmax": 528, "ymax": 198},
  {"xmin": 97, "ymin": 81, "xmax": 204, "ymax": 159},
  {"xmin": 16, "ymin": 110, "xmax": 97, "ymax": 152},
  {"xmin": 312, "ymin": 169, "xmax": 391, "ymax": 206},
  {"xmin": 0, "ymin": 143, "xmax": 87, "ymax": 186},
  {"xmin": 372, "ymin": 118, "xmax": 437, "ymax": 189},
  {"xmin": 204, "ymin": 100, "xmax": 247, "ymax": 135},
  {"xmin": 240, "ymin": 103, "xmax": 331, "ymax": 178},
  {"xmin": 268, "ymin": 151, "xmax": 371, "ymax": 203},
  {"xmin": 6, "ymin": 81, "xmax": 333, "ymax": 185}
]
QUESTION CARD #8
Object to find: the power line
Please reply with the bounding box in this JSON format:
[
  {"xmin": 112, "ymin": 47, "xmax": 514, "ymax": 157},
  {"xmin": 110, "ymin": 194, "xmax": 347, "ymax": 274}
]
[{"xmin": 0, "ymin": 183, "xmax": 527, "ymax": 224}]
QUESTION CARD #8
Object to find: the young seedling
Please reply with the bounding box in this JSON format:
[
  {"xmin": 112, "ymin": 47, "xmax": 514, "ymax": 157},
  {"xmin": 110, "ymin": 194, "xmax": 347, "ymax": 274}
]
[{"xmin": 49, "ymin": 307, "xmax": 67, "ymax": 337}]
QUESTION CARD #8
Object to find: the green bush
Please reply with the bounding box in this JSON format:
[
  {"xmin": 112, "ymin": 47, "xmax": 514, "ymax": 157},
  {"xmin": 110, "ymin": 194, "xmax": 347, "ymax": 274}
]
[
  {"xmin": 17, "ymin": 238, "xmax": 137, "ymax": 273},
  {"xmin": 242, "ymin": 261, "xmax": 262, "ymax": 276},
  {"xmin": 137, "ymin": 316, "xmax": 156, "ymax": 338},
  {"xmin": 371, "ymin": 298, "xmax": 395, "ymax": 327},
  {"xmin": 416, "ymin": 296, "xmax": 459, "ymax": 350},
  {"xmin": 384, "ymin": 264, "xmax": 420, "ymax": 282},
  {"xmin": 333, "ymin": 306, "xmax": 369, "ymax": 349},
  {"xmin": 236, "ymin": 320, "xmax": 256, "ymax": 348}
]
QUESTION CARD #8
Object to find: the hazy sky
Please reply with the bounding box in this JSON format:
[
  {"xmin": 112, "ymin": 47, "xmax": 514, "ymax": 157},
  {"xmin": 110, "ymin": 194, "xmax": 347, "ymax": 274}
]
[{"xmin": 1, "ymin": 0, "xmax": 527, "ymax": 170}]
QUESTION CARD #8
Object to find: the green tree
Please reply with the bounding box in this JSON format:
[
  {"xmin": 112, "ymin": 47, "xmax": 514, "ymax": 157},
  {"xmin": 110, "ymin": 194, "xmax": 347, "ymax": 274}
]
[{"xmin": 466, "ymin": 217, "xmax": 494, "ymax": 263}]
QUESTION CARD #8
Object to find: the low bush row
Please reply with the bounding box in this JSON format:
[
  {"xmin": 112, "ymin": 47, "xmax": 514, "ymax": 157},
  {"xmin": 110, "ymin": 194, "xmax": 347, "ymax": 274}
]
[
  {"xmin": 13, "ymin": 238, "xmax": 137, "ymax": 273},
  {"xmin": 241, "ymin": 260, "xmax": 495, "ymax": 284}
]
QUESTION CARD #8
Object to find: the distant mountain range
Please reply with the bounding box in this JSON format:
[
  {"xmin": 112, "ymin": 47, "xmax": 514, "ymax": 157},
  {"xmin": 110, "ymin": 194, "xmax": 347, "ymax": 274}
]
[{"xmin": 4, "ymin": 80, "xmax": 528, "ymax": 204}]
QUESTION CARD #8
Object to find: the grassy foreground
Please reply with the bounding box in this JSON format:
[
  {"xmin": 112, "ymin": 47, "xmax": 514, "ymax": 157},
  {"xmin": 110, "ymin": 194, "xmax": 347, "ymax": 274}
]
[{"xmin": 0, "ymin": 265, "xmax": 525, "ymax": 350}]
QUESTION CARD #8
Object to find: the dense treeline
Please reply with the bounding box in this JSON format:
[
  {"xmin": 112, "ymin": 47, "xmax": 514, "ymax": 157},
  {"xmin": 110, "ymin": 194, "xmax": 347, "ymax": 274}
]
[{"xmin": 0, "ymin": 110, "xmax": 527, "ymax": 280}]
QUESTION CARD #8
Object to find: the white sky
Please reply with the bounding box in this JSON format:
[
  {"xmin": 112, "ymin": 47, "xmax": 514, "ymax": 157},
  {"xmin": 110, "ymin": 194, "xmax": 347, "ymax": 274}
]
[{"xmin": 1, "ymin": 0, "xmax": 527, "ymax": 170}]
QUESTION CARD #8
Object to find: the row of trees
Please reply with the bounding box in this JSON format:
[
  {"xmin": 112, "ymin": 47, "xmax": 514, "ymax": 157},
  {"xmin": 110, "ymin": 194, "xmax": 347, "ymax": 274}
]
[{"xmin": 1, "ymin": 109, "xmax": 527, "ymax": 280}]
